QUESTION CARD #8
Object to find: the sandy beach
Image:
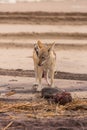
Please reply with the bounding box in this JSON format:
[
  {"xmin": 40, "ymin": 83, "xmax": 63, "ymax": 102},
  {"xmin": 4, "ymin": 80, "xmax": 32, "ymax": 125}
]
[{"xmin": 0, "ymin": 1, "xmax": 87, "ymax": 129}]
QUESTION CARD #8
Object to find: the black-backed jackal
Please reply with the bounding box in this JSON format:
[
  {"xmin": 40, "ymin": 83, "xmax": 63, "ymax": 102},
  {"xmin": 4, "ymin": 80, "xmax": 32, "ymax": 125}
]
[{"xmin": 33, "ymin": 40, "xmax": 56, "ymax": 91}]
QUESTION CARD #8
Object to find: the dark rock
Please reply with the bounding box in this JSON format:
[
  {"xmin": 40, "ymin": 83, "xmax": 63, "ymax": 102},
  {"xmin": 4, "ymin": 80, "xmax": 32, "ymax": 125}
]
[{"xmin": 41, "ymin": 87, "xmax": 62, "ymax": 99}]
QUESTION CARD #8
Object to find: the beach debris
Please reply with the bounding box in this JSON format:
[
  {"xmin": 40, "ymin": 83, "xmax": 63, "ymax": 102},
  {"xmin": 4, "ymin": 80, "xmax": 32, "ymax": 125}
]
[
  {"xmin": 9, "ymin": 79, "xmax": 18, "ymax": 82},
  {"xmin": 41, "ymin": 87, "xmax": 72, "ymax": 105},
  {"xmin": 3, "ymin": 121, "xmax": 13, "ymax": 130},
  {"xmin": 53, "ymin": 92, "xmax": 72, "ymax": 105},
  {"xmin": 0, "ymin": 99, "xmax": 87, "ymax": 118},
  {"xmin": 64, "ymin": 99, "xmax": 87, "ymax": 111},
  {"xmin": 5, "ymin": 90, "xmax": 16, "ymax": 97}
]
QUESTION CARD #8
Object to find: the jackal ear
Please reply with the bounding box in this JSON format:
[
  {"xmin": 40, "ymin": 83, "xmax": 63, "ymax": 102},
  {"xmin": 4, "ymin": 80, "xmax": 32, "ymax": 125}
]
[
  {"xmin": 37, "ymin": 40, "xmax": 45, "ymax": 49},
  {"xmin": 48, "ymin": 42, "xmax": 55, "ymax": 52}
]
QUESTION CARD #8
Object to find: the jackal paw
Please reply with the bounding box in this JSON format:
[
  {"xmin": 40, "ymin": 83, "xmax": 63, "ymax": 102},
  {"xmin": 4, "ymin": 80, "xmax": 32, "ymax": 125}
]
[
  {"xmin": 33, "ymin": 83, "xmax": 38, "ymax": 90},
  {"xmin": 37, "ymin": 87, "xmax": 42, "ymax": 92},
  {"xmin": 50, "ymin": 84, "xmax": 55, "ymax": 88},
  {"xmin": 33, "ymin": 83, "xmax": 38, "ymax": 87},
  {"xmin": 47, "ymin": 83, "xmax": 50, "ymax": 86}
]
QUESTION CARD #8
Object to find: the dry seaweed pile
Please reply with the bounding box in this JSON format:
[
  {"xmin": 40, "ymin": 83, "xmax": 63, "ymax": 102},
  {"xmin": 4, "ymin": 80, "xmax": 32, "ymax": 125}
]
[{"xmin": 0, "ymin": 99, "xmax": 87, "ymax": 119}]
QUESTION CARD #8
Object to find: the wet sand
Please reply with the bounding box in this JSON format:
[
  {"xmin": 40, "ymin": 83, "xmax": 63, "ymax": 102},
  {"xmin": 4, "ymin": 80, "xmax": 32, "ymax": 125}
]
[{"xmin": 0, "ymin": 114, "xmax": 86, "ymax": 130}]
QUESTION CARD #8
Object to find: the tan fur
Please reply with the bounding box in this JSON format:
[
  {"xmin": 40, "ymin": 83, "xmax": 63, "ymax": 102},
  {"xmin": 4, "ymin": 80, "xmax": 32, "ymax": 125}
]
[{"xmin": 33, "ymin": 40, "xmax": 56, "ymax": 91}]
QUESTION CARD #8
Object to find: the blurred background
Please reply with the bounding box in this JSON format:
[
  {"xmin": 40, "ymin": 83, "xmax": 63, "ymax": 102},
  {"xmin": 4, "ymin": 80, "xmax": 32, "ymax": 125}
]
[{"xmin": 0, "ymin": 0, "xmax": 87, "ymax": 74}]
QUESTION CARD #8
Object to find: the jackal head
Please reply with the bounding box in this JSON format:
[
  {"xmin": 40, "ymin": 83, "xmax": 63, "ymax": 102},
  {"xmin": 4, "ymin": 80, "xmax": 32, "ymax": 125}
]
[{"xmin": 36, "ymin": 40, "xmax": 55, "ymax": 66}]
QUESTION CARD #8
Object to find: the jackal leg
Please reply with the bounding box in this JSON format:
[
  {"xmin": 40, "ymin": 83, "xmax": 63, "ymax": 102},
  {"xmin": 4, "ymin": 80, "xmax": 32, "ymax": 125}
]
[
  {"xmin": 33, "ymin": 65, "xmax": 39, "ymax": 86},
  {"xmin": 50, "ymin": 69, "xmax": 55, "ymax": 87},
  {"xmin": 37, "ymin": 66, "xmax": 43, "ymax": 91},
  {"xmin": 45, "ymin": 70, "xmax": 50, "ymax": 86}
]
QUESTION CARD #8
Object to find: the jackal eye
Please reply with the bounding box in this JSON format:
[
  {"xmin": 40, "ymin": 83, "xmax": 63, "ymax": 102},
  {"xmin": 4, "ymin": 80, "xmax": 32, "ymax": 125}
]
[{"xmin": 42, "ymin": 56, "xmax": 45, "ymax": 59}]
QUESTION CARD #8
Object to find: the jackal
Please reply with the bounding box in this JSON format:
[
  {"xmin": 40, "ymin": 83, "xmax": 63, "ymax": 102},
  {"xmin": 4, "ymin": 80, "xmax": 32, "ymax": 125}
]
[{"xmin": 33, "ymin": 40, "xmax": 56, "ymax": 91}]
